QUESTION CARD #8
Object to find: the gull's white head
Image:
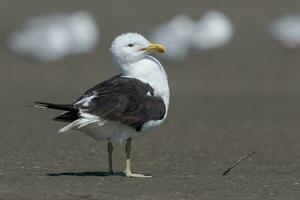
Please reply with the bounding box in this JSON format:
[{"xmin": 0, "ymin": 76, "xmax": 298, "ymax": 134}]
[{"xmin": 111, "ymin": 33, "xmax": 166, "ymax": 66}]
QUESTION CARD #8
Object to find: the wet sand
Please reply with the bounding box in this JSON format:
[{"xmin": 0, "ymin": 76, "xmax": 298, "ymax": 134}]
[{"xmin": 0, "ymin": 0, "xmax": 300, "ymax": 199}]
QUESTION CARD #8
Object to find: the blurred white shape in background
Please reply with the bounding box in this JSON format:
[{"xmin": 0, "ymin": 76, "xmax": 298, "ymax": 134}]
[
  {"xmin": 269, "ymin": 14, "xmax": 300, "ymax": 48},
  {"xmin": 149, "ymin": 15, "xmax": 195, "ymax": 62},
  {"xmin": 191, "ymin": 11, "xmax": 234, "ymax": 51},
  {"xmin": 6, "ymin": 11, "xmax": 100, "ymax": 62},
  {"xmin": 148, "ymin": 11, "xmax": 234, "ymax": 62}
]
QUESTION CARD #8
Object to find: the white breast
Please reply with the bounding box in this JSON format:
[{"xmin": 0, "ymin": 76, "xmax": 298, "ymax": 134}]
[
  {"xmin": 120, "ymin": 55, "xmax": 170, "ymax": 131},
  {"xmin": 121, "ymin": 55, "xmax": 170, "ymax": 113}
]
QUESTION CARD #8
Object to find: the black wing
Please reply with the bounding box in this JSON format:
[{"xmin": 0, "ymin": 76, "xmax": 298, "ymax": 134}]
[{"xmin": 56, "ymin": 75, "xmax": 166, "ymax": 131}]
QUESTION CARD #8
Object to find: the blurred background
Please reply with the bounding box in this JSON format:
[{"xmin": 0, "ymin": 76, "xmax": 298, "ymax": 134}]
[{"xmin": 1, "ymin": 0, "xmax": 300, "ymax": 199}]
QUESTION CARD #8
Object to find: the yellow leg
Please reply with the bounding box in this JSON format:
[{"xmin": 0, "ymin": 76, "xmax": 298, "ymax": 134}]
[
  {"xmin": 124, "ymin": 138, "xmax": 151, "ymax": 178},
  {"xmin": 107, "ymin": 142, "xmax": 113, "ymax": 174}
]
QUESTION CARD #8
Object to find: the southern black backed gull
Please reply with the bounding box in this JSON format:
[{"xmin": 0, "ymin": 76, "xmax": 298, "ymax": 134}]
[{"xmin": 34, "ymin": 33, "xmax": 170, "ymax": 178}]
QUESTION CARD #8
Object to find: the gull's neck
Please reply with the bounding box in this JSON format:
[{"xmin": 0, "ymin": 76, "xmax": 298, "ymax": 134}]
[
  {"xmin": 116, "ymin": 55, "xmax": 170, "ymax": 113},
  {"xmin": 120, "ymin": 56, "xmax": 166, "ymax": 79}
]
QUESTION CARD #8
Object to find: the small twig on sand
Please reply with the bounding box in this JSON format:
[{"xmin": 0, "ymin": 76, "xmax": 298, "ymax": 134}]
[{"xmin": 222, "ymin": 151, "xmax": 255, "ymax": 176}]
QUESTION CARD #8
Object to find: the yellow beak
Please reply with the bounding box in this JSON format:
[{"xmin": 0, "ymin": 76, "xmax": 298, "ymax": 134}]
[{"xmin": 140, "ymin": 43, "xmax": 167, "ymax": 53}]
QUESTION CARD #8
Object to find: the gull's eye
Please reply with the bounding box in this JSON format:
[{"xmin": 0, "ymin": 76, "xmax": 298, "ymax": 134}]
[{"xmin": 128, "ymin": 44, "xmax": 134, "ymax": 47}]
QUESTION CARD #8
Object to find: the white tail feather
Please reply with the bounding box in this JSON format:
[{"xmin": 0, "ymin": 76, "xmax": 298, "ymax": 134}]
[
  {"xmin": 59, "ymin": 114, "xmax": 102, "ymax": 133},
  {"xmin": 34, "ymin": 105, "xmax": 47, "ymax": 109}
]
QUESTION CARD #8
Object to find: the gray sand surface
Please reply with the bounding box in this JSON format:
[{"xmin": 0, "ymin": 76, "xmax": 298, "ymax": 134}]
[{"xmin": 0, "ymin": 0, "xmax": 300, "ymax": 199}]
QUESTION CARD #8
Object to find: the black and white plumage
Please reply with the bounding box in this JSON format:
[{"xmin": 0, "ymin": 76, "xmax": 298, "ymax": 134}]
[
  {"xmin": 36, "ymin": 75, "xmax": 166, "ymax": 133},
  {"xmin": 35, "ymin": 33, "xmax": 169, "ymax": 177}
]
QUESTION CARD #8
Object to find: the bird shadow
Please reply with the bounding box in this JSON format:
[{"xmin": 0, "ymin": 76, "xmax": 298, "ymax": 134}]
[{"xmin": 47, "ymin": 171, "xmax": 125, "ymax": 177}]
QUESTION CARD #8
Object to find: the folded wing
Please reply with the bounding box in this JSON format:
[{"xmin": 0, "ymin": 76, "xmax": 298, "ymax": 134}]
[{"xmin": 55, "ymin": 75, "xmax": 166, "ymax": 131}]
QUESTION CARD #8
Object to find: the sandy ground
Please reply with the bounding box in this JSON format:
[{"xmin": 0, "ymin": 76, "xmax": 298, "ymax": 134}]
[{"xmin": 0, "ymin": 0, "xmax": 300, "ymax": 199}]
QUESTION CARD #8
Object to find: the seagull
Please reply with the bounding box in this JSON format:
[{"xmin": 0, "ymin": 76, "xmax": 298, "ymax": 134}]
[{"xmin": 34, "ymin": 33, "xmax": 170, "ymax": 178}]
